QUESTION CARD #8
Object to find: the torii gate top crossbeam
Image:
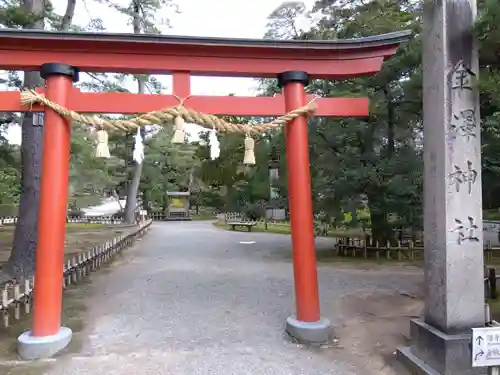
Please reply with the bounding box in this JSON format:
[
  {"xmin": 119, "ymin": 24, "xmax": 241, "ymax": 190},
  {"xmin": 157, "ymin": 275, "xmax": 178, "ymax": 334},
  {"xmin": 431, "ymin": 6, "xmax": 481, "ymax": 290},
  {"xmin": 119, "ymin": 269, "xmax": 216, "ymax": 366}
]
[{"xmin": 0, "ymin": 29, "xmax": 411, "ymax": 78}]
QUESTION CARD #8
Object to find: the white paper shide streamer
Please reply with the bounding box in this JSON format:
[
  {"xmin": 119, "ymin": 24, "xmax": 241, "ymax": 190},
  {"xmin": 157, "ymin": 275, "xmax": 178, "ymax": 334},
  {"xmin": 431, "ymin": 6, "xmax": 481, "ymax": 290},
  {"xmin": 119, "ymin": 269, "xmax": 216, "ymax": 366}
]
[
  {"xmin": 133, "ymin": 127, "xmax": 145, "ymax": 164},
  {"xmin": 209, "ymin": 128, "xmax": 220, "ymax": 160}
]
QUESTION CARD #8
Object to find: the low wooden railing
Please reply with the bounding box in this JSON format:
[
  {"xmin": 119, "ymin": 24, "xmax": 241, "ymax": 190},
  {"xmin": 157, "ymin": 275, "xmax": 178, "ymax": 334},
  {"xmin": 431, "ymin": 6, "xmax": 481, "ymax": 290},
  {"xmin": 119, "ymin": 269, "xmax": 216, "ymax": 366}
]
[
  {"xmin": 336, "ymin": 237, "xmax": 424, "ymax": 261},
  {"xmin": 148, "ymin": 212, "xmax": 167, "ymax": 221},
  {"xmin": 335, "ymin": 237, "xmax": 500, "ymax": 261},
  {"xmin": 0, "ymin": 220, "xmax": 152, "ymax": 328},
  {"xmin": 66, "ymin": 216, "xmax": 124, "ymax": 224},
  {"xmin": 0, "ymin": 215, "xmax": 126, "ymax": 226}
]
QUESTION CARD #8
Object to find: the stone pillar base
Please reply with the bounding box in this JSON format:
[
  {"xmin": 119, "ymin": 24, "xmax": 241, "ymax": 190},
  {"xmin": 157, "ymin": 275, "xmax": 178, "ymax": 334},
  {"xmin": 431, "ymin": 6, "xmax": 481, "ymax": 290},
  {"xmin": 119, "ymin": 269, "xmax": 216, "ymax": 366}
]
[
  {"xmin": 396, "ymin": 319, "xmax": 485, "ymax": 375},
  {"xmin": 285, "ymin": 315, "xmax": 332, "ymax": 344},
  {"xmin": 18, "ymin": 326, "xmax": 72, "ymax": 360}
]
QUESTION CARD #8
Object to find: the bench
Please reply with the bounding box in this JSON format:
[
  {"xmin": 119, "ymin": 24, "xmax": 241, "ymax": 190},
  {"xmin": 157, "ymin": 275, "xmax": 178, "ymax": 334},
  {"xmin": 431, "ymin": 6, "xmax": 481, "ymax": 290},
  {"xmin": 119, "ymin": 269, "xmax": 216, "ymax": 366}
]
[{"xmin": 228, "ymin": 221, "xmax": 257, "ymax": 232}]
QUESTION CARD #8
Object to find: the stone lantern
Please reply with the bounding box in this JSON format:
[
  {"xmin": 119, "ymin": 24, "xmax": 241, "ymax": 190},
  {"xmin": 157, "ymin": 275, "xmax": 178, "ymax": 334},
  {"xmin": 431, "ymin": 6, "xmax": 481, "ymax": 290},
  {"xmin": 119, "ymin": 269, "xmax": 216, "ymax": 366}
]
[{"xmin": 266, "ymin": 154, "xmax": 286, "ymax": 221}]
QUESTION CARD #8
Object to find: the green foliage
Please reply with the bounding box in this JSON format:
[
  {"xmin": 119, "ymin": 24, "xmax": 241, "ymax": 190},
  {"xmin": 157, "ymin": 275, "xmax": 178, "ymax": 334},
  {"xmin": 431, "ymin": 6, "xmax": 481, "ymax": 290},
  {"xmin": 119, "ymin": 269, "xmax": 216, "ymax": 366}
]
[
  {"xmin": 0, "ymin": 167, "xmax": 20, "ymax": 204},
  {"xmin": 264, "ymin": 1, "xmax": 308, "ymax": 39},
  {"xmin": 69, "ymin": 124, "xmax": 116, "ymax": 196},
  {"xmin": 257, "ymin": 0, "xmax": 425, "ymax": 241},
  {"xmin": 474, "ymin": 0, "xmax": 500, "ymax": 209},
  {"xmin": 0, "ymin": 0, "xmax": 45, "ymax": 28},
  {"xmin": 312, "ymin": 0, "xmax": 421, "ymax": 240},
  {"xmin": 194, "ymin": 116, "xmax": 275, "ymax": 213},
  {"xmin": 141, "ymin": 126, "xmax": 199, "ymax": 209}
]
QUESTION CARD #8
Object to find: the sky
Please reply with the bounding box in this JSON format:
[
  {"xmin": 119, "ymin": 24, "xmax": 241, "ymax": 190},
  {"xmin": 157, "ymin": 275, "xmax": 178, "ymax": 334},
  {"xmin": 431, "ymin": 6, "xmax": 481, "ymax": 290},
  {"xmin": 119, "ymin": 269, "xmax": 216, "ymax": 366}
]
[{"xmin": 6, "ymin": 0, "xmax": 316, "ymax": 144}]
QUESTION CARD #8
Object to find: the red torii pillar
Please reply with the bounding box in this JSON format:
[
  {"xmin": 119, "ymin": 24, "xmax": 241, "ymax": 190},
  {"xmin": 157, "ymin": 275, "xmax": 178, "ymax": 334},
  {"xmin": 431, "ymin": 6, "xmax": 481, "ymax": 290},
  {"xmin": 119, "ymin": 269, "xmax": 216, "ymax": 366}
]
[
  {"xmin": 17, "ymin": 63, "xmax": 79, "ymax": 360},
  {"xmin": 278, "ymin": 71, "xmax": 331, "ymax": 342}
]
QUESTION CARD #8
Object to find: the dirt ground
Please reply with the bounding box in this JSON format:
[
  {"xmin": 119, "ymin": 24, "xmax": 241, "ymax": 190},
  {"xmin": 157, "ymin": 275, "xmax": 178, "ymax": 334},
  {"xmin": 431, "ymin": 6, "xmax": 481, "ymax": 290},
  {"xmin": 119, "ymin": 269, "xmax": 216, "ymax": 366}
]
[
  {"xmin": 0, "ymin": 230, "xmax": 140, "ymax": 375},
  {"xmin": 0, "ymin": 265, "xmax": 425, "ymax": 375},
  {"xmin": 0, "ymin": 223, "xmax": 425, "ymax": 375},
  {"xmin": 0, "ymin": 263, "xmax": 124, "ymax": 375},
  {"xmin": 332, "ymin": 284, "xmax": 423, "ymax": 374}
]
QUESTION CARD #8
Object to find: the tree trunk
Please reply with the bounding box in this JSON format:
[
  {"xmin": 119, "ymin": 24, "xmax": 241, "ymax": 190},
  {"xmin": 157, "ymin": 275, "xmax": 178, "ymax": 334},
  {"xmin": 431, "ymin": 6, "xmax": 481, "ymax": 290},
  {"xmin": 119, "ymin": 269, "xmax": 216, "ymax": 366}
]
[
  {"xmin": 4, "ymin": 0, "xmax": 77, "ymax": 281},
  {"xmin": 4, "ymin": 0, "xmax": 44, "ymax": 280},
  {"xmin": 141, "ymin": 188, "xmax": 150, "ymax": 213},
  {"xmin": 348, "ymin": 199, "xmax": 358, "ymax": 227},
  {"xmin": 6, "ymin": 99, "xmax": 43, "ymax": 279},
  {"xmin": 124, "ymin": 154, "xmax": 143, "ymax": 223},
  {"xmin": 366, "ymin": 88, "xmax": 395, "ymax": 244},
  {"xmin": 162, "ymin": 194, "xmax": 168, "ymax": 214},
  {"xmin": 383, "ymin": 87, "xmax": 396, "ymax": 158},
  {"xmin": 61, "ymin": 0, "xmax": 76, "ymax": 30},
  {"xmin": 367, "ymin": 191, "xmax": 391, "ymax": 245},
  {"xmin": 357, "ymin": 119, "xmax": 392, "ymax": 245},
  {"xmin": 123, "ymin": 116, "xmax": 145, "ymax": 223},
  {"xmin": 123, "ymin": 1, "xmax": 144, "ymax": 224},
  {"xmin": 112, "ymin": 189, "xmax": 124, "ymax": 212},
  {"xmin": 224, "ymin": 185, "xmax": 234, "ymax": 212}
]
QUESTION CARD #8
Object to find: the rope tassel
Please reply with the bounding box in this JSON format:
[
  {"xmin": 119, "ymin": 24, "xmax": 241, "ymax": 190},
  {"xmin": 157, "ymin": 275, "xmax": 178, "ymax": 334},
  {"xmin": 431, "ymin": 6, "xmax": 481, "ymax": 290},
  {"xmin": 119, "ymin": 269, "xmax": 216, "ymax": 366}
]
[
  {"xmin": 171, "ymin": 116, "xmax": 185, "ymax": 144},
  {"xmin": 243, "ymin": 135, "xmax": 255, "ymax": 165},
  {"xmin": 209, "ymin": 128, "xmax": 220, "ymax": 160},
  {"xmin": 95, "ymin": 129, "xmax": 110, "ymax": 159}
]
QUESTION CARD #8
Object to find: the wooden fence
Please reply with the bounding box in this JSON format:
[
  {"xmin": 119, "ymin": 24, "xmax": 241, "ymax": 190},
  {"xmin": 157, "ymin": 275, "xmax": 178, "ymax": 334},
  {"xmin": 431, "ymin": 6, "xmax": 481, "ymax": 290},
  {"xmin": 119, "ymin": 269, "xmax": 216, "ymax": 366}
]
[
  {"xmin": 0, "ymin": 217, "xmax": 17, "ymax": 225},
  {"xmin": 222, "ymin": 212, "xmax": 242, "ymax": 222},
  {"xmin": 485, "ymin": 267, "xmax": 498, "ymax": 300},
  {"xmin": 147, "ymin": 210, "xmax": 216, "ymax": 221},
  {"xmin": 0, "ymin": 220, "xmax": 152, "ymax": 328},
  {"xmin": 336, "ymin": 237, "xmax": 424, "ymax": 261},
  {"xmin": 0, "ymin": 215, "xmax": 126, "ymax": 226},
  {"xmin": 335, "ymin": 237, "xmax": 500, "ymax": 261},
  {"xmin": 336, "ymin": 237, "xmax": 500, "ymax": 302},
  {"xmin": 148, "ymin": 212, "xmax": 167, "ymax": 221},
  {"xmin": 215, "ymin": 212, "xmax": 286, "ymax": 225},
  {"xmin": 66, "ymin": 216, "xmax": 124, "ymax": 224}
]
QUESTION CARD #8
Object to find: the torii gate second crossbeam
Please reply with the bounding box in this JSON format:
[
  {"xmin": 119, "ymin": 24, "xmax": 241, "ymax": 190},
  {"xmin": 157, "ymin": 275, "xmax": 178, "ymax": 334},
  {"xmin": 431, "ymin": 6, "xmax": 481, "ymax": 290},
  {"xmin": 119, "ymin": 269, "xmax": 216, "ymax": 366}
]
[{"xmin": 0, "ymin": 29, "xmax": 410, "ymax": 360}]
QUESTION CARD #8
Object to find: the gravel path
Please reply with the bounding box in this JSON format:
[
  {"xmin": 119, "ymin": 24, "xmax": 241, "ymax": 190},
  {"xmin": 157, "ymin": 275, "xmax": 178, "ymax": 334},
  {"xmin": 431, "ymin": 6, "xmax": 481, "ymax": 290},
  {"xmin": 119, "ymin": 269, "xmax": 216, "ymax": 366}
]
[{"xmin": 35, "ymin": 221, "xmax": 421, "ymax": 375}]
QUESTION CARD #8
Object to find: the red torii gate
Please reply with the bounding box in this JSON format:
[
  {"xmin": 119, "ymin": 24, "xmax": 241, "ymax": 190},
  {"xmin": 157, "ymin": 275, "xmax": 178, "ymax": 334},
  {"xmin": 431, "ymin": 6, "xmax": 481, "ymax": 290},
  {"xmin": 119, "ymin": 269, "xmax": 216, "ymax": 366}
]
[{"xmin": 0, "ymin": 29, "xmax": 409, "ymax": 359}]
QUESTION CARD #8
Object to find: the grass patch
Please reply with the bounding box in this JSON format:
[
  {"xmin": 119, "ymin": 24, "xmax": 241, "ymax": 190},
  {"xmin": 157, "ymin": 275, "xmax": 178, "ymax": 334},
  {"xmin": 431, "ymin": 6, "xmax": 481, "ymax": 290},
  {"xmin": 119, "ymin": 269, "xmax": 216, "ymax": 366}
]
[
  {"xmin": 254, "ymin": 222, "xmax": 292, "ymax": 235},
  {"xmin": 315, "ymin": 248, "xmax": 423, "ymax": 266},
  {"xmin": 191, "ymin": 213, "xmax": 216, "ymax": 221},
  {"xmin": 213, "ymin": 221, "xmax": 367, "ymax": 238},
  {"xmin": 0, "ymin": 223, "xmax": 134, "ymax": 268},
  {"xmin": 213, "ymin": 222, "xmax": 292, "ymax": 235},
  {"xmin": 0, "ymin": 223, "xmax": 106, "ymax": 232},
  {"xmin": 0, "ymin": 278, "xmax": 93, "ymax": 372},
  {"xmin": 66, "ymin": 223, "xmax": 106, "ymax": 230},
  {"xmin": 67, "ymin": 195, "xmax": 102, "ymax": 210},
  {"xmin": 0, "ymin": 283, "xmax": 88, "ymax": 358}
]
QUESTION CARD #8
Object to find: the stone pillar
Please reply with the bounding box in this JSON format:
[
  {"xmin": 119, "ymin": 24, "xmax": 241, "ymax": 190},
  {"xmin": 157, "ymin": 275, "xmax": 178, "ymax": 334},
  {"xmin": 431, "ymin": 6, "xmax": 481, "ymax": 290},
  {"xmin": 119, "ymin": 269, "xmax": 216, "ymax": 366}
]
[{"xmin": 397, "ymin": 1, "xmax": 485, "ymax": 374}]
